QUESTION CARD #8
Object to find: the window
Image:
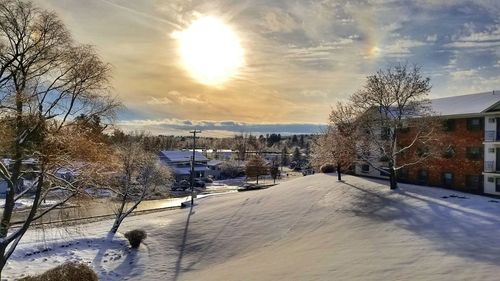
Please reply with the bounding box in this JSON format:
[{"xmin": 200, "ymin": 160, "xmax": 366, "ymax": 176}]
[
  {"xmin": 465, "ymin": 175, "xmax": 482, "ymax": 191},
  {"xmin": 488, "ymin": 177, "xmax": 494, "ymax": 183},
  {"xmin": 417, "ymin": 169, "xmax": 428, "ymax": 185},
  {"xmin": 466, "ymin": 118, "xmax": 483, "ymax": 131},
  {"xmin": 442, "ymin": 172, "xmax": 454, "ymax": 187},
  {"xmin": 361, "ymin": 164, "xmax": 370, "ymax": 173},
  {"xmin": 489, "ymin": 118, "xmax": 496, "ymax": 123},
  {"xmin": 489, "ymin": 148, "xmax": 495, "ymax": 153},
  {"xmin": 442, "ymin": 145, "xmax": 455, "ymax": 159},
  {"xmin": 466, "ymin": 147, "xmax": 483, "ymax": 160},
  {"xmin": 443, "ymin": 119, "xmax": 456, "ymax": 131},
  {"xmin": 496, "ymin": 178, "xmax": 500, "ymax": 193}
]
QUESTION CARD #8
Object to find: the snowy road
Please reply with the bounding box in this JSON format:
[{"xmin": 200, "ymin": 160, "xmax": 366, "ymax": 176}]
[{"xmin": 6, "ymin": 174, "xmax": 500, "ymax": 280}]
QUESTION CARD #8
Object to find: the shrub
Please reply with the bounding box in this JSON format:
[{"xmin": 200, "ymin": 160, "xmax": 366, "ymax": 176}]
[
  {"xmin": 320, "ymin": 163, "xmax": 335, "ymax": 173},
  {"xmin": 19, "ymin": 262, "xmax": 98, "ymax": 281},
  {"xmin": 125, "ymin": 229, "xmax": 147, "ymax": 248}
]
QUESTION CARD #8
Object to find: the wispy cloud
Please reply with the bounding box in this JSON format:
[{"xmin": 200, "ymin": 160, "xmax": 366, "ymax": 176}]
[{"xmin": 39, "ymin": 0, "xmax": 500, "ymax": 136}]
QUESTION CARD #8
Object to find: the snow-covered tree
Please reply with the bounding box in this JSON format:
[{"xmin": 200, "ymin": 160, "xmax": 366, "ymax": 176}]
[
  {"xmin": 332, "ymin": 63, "xmax": 440, "ymax": 189},
  {"xmin": 109, "ymin": 138, "xmax": 172, "ymax": 234}
]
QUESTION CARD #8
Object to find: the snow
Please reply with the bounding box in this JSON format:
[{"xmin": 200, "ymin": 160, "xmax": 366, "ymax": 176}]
[
  {"xmin": 5, "ymin": 174, "xmax": 500, "ymax": 280},
  {"xmin": 430, "ymin": 90, "xmax": 500, "ymax": 116},
  {"xmin": 0, "ymin": 199, "xmax": 58, "ymax": 210}
]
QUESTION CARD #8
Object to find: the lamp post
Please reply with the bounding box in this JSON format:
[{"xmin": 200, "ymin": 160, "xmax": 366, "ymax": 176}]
[{"xmin": 190, "ymin": 130, "xmax": 201, "ymax": 205}]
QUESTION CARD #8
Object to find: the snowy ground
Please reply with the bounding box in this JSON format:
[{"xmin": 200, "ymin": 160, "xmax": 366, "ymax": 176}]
[
  {"xmin": 0, "ymin": 199, "xmax": 58, "ymax": 210},
  {"xmin": 5, "ymin": 174, "xmax": 500, "ymax": 280}
]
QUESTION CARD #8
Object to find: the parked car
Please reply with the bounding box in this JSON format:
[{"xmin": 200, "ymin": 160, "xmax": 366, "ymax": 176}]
[
  {"xmin": 172, "ymin": 180, "xmax": 190, "ymax": 191},
  {"xmin": 194, "ymin": 179, "xmax": 206, "ymax": 188}
]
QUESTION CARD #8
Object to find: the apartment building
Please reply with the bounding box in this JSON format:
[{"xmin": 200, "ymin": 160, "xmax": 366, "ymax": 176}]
[{"xmin": 355, "ymin": 91, "xmax": 500, "ymax": 196}]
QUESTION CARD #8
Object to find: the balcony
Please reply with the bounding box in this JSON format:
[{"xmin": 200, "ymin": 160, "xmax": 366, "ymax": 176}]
[
  {"xmin": 485, "ymin": 161, "xmax": 496, "ymax": 173},
  {"xmin": 485, "ymin": 130, "xmax": 500, "ymax": 142}
]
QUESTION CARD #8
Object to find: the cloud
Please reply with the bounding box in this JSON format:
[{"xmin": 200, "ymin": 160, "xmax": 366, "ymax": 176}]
[
  {"xmin": 118, "ymin": 118, "xmax": 325, "ymax": 136},
  {"xmin": 285, "ymin": 39, "xmax": 355, "ymax": 62},
  {"xmin": 445, "ymin": 24, "xmax": 500, "ymax": 49},
  {"xmin": 299, "ymin": 90, "xmax": 328, "ymax": 98},
  {"xmin": 426, "ymin": 34, "xmax": 438, "ymax": 42},
  {"xmin": 260, "ymin": 8, "xmax": 298, "ymax": 33},
  {"xmin": 147, "ymin": 96, "xmax": 173, "ymax": 105},
  {"xmin": 378, "ymin": 38, "xmax": 428, "ymax": 57},
  {"xmin": 450, "ymin": 69, "xmax": 479, "ymax": 80}
]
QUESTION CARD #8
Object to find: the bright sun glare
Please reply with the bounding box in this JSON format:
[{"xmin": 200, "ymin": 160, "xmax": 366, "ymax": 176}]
[{"xmin": 174, "ymin": 16, "xmax": 245, "ymax": 86}]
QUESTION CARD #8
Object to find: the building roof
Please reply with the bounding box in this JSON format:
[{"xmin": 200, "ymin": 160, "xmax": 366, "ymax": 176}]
[
  {"xmin": 431, "ymin": 90, "xmax": 500, "ymax": 117},
  {"xmin": 159, "ymin": 150, "xmax": 208, "ymax": 162},
  {"xmin": 207, "ymin": 160, "xmax": 224, "ymax": 166}
]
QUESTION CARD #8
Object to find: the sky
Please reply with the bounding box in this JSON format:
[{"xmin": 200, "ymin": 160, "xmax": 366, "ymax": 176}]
[{"xmin": 38, "ymin": 0, "xmax": 500, "ymax": 137}]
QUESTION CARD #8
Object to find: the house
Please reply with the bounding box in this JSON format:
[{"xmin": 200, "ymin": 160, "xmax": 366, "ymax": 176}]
[
  {"xmin": 159, "ymin": 150, "xmax": 209, "ymax": 182},
  {"xmin": 355, "ymin": 90, "xmax": 500, "ymax": 196},
  {"xmin": 206, "ymin": 160, "xmax": 224, "ymax": 179}
]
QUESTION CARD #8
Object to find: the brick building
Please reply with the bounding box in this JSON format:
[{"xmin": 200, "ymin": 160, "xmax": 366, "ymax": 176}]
[{"xmin": 354, "ymin": 91, "xmax": 500, "ymax": 196}]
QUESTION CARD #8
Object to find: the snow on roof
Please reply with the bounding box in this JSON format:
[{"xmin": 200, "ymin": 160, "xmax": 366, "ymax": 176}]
[
  {"xmin": 207, "ymin": 160, "xmax": 224, "ymax": 166},
  {"xmin": 160, "ymin": 150, "xmax": 208, "ymax": 162},
  {"xmin": 430, "ymin": 90, "xmax": 500, "ymax": 116}
]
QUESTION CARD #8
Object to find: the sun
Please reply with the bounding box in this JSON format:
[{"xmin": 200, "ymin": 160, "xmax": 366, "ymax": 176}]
[{"xmin": 174, "ymin": 16, "xmax": 245, "ymax": 86}]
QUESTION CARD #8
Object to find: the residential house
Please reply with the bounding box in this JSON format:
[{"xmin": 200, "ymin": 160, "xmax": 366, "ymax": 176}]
[
  {"xmin": 159, "ymin": 150, "xmax": 209, "ymax": 182},
  {"xmin": 206, "ymin": 160, "xmax": 224, "ymax": 179}
]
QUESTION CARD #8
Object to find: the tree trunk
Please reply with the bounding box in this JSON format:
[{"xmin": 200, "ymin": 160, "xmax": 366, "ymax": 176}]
[
  {"xmin": 0, "ymin": 257, "xmax": 5, "ymax": 279},
  {"xmin": 110, "ymin": 216, "xmax": 123, "ymax": 234},
  {"xmin": 389, "ymin": 163, "xmax": 398, "ymax": 190},
  {"xmin": 337, "ymin": 163, "xmax": 342, "ymax": 181},
  {"xmin": 256, "ymin": 176, "xmax": 259, "ymax": 185}
]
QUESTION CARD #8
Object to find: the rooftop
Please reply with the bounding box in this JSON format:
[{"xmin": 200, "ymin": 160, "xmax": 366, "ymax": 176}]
[
  {"xmin": 159, "ymin": 150, "xmax": 209, "ymax": 162},
  {"xmin": 431, "ymin": 90, "xmax": 500, "ymax": 117}
]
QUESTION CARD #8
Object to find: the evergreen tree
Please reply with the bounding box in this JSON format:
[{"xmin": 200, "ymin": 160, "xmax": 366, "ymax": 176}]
[
  {"xmin": 281, "ymin": 146, "xmax": 290, "ymax": 166},
  {"xmin": 292, "ymin": 147, "xmax": 302, "ymax": 164}
]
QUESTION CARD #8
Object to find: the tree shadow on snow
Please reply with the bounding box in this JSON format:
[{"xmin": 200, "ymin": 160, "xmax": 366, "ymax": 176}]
[
  {"xmin": 341, "ymin": 180, "xmax": 500, "ymax": 266},
  {"xmin": 171, "ymin": 198, "xmax": 251, "ymax": 280}
]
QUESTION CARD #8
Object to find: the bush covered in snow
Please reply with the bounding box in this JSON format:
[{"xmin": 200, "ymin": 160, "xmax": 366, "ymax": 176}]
[
  {"xmin": 19, "ymin": 262, "xmax": 98, "ymax": 281},
  {"xmin": 125, "ymin": 229, "xmax": 147, "ymax": 248},
  {"xmin": 320, "ymin": 164, "xmax": 335, "ymax": 173}
]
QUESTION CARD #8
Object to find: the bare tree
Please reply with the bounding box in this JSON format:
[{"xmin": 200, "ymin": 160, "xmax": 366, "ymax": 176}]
[
  {"xmin": 338, "ymin": 63, "xmax": 439, "ymax": 189},
  {"xmin": 233, "ymin": 134, "xmax": 249, "ymax": 161},
  {"xmin": 109, "ymin": 138, "xmax": 172, "ymax": 234},
  {"xmin": 0, "ymin": 0, "xmax": 119, "ymax": 276},
  {"xmin": 311, "ymin": 116, "xmax": 356, "ymax": 182}
]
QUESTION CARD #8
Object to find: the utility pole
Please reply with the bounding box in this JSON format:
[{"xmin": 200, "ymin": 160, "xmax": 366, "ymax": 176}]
[{"xmin": 190, "ymin": 130, "xmax": 201, "ymax": 206}]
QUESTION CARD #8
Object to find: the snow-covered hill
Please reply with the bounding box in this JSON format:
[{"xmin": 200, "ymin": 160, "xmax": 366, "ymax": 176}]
[{"xmin": 5, "ymin": 174, "xmax": 500, "ymax": 280}]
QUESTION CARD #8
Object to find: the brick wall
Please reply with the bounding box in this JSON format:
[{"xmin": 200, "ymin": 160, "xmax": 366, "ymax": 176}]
[{"xmin": 397, "ymin": 118, "xmax": 484, "ymax": 193}]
